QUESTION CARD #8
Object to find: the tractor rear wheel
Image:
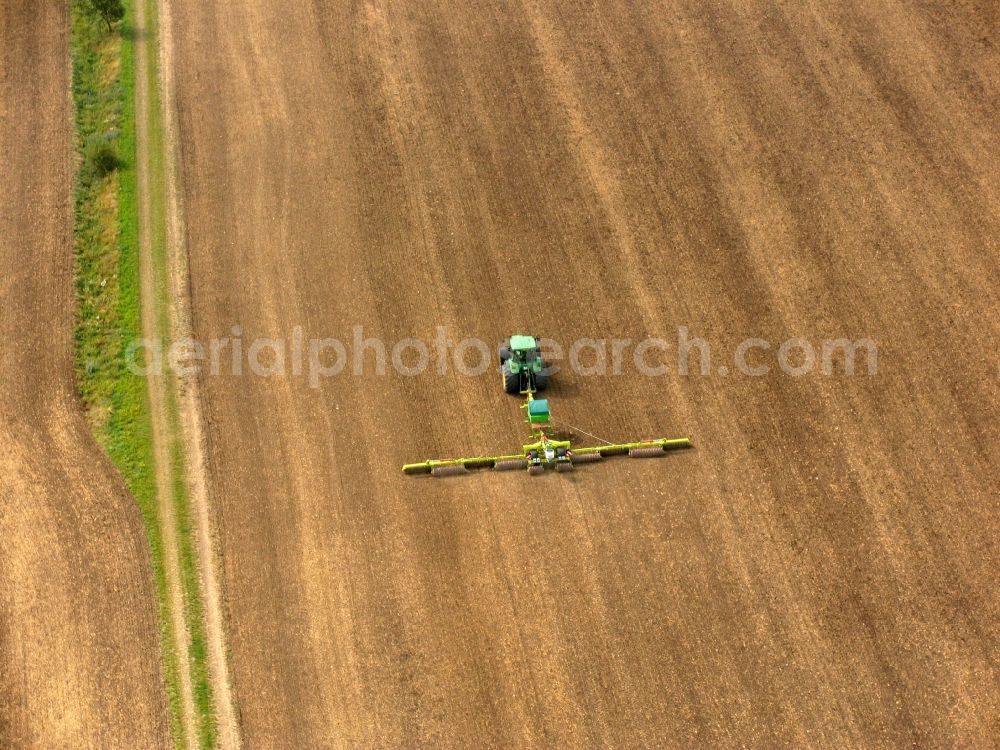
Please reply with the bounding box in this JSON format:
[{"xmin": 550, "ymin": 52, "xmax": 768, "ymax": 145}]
[
  {"xmin": 502, "ymin": 362, "xmax": 520, "ymax": 394},
  {"xmin": 534, "ymin": 369, "xmax": 549, "ymax": 391}
]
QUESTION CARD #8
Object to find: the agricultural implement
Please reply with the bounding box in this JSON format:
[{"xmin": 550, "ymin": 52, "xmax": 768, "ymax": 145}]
[{"xmin": 403, "ymin": 334, "xmax": 692, "ymax": 477}]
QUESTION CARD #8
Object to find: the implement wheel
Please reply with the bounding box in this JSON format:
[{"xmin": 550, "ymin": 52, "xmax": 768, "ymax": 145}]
[
  {"xmin": 495, "ymin": 458, "xmax": 527, "ymax": 471},
  {"xmin": 431, "ymin": 465, "xmax": 470, "ymax": 477},
  {"xmin": 629, "ymin": 446, "xmax": 667, "ymax": 458}
]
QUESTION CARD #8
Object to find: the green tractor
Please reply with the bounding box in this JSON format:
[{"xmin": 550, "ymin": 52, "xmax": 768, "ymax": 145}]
[{"xmin": 499, "ymin": 334, "xmax": 549, "ymax": 394}]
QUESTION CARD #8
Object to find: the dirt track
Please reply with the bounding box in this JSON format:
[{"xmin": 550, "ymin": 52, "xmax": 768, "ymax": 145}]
[
  {"xmin": 165, "ymin": 0, "xmax": 1000, "ymax": 745},
  {"xmin": 0, "ymin": 2, "xmax": 169, "ymax": 746}
]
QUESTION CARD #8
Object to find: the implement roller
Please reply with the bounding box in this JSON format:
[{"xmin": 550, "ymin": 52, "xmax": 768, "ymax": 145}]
[{"xmin": 403, "ymin": 333, "xmax": 692, "ymax": 477}]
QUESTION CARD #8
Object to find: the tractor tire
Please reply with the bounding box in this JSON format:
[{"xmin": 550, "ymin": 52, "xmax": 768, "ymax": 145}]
[
  {"xmin": 498, "ymin": 343, "xmax": 511, "ymax": 364},
  {"xmin": 534, "ymin": 369, "xmax": 549, "ymax": 391},
  {"xmin": 502, "ymin": 362, "xmax": 520, "ymax": 394}
]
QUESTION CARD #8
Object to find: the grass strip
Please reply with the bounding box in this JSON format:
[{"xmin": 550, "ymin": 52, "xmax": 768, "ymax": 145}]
[{"xmin": 70, "ymin": 1, "xmax": 216, "ymax": 746}]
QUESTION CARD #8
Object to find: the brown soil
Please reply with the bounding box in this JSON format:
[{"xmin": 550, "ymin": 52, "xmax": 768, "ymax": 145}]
[
  {"xmin": 165, "ymin": 0, "xmax": 999, "ymax": 746},
  {"xmin": 0, "ymin": 2, "xmax": 170, "ymax": 747}
]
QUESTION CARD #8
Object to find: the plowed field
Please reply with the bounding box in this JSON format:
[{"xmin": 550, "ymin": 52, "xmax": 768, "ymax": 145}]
[
  {"xmin": 169, "ymin": 0, "xmax": 999, "ymax": 745},
  {"xmin": 0, "ymin": 1, "xmax": 169, "ymax": 746}
]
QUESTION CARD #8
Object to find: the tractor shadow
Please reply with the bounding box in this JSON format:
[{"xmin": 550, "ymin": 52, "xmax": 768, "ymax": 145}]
[{"xmin": 542, "ymin": 380, "xmax": 580, "ymax": 398}]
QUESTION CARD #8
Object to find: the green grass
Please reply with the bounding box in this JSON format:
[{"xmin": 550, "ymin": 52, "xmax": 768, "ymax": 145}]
[
  {"xmin": 71, "ymin": 1, "xmax": 216, "ymax": 747},
  {"xmin": 136, "ymin": 0, "xmax": 218, "ymax": 741}
]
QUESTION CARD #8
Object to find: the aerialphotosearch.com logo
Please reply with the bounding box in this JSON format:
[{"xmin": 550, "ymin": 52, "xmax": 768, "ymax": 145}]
[{"xmin": 125, "ymin": 325, "xmax": 878, "ymax": 388}]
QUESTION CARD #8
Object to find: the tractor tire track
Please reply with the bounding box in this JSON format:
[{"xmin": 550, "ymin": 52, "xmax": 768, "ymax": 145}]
[
  {"xmin": 132, "ymin": 0, "xmax": 200, "ymax": 744},
  {"xmin": 155, "ymin": 0, "xmax": 242, "ymax": 743},
  {"xmin": 134, "ymin": 0, "xmax": 242, "ymax": 745}
]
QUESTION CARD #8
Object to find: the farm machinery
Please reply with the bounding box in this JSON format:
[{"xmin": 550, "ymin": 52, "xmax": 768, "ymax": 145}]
[
  {"xmin": 500, "ymin": 334, "xmax": 549, "ymax": 394},
  {"xmin": 402, "ymin": 334, "xmax": 692, "ymax": 477}
]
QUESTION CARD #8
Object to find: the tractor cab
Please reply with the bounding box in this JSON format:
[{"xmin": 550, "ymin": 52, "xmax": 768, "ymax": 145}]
[
  {"xmin": 509, "ymin": 334, "xmax": 538, "ymax": 362},
  {"xmin": 500, "ymin": 334, "xmax": 549, "ymax": 394}
]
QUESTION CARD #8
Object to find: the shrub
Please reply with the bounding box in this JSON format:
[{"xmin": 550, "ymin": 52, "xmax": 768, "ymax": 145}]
[
  {"xmin": 85, "ymin": 133, "xmax": 120, "ymax": 177},
  {"xmin": 89, "ymin": 0, "xmax": 125, "ymax": 32}
]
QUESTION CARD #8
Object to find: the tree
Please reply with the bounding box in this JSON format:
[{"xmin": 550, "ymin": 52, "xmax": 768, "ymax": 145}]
[{"xmin": 89, "ymin": 0, "xmax": 125, "ymax": 32}]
